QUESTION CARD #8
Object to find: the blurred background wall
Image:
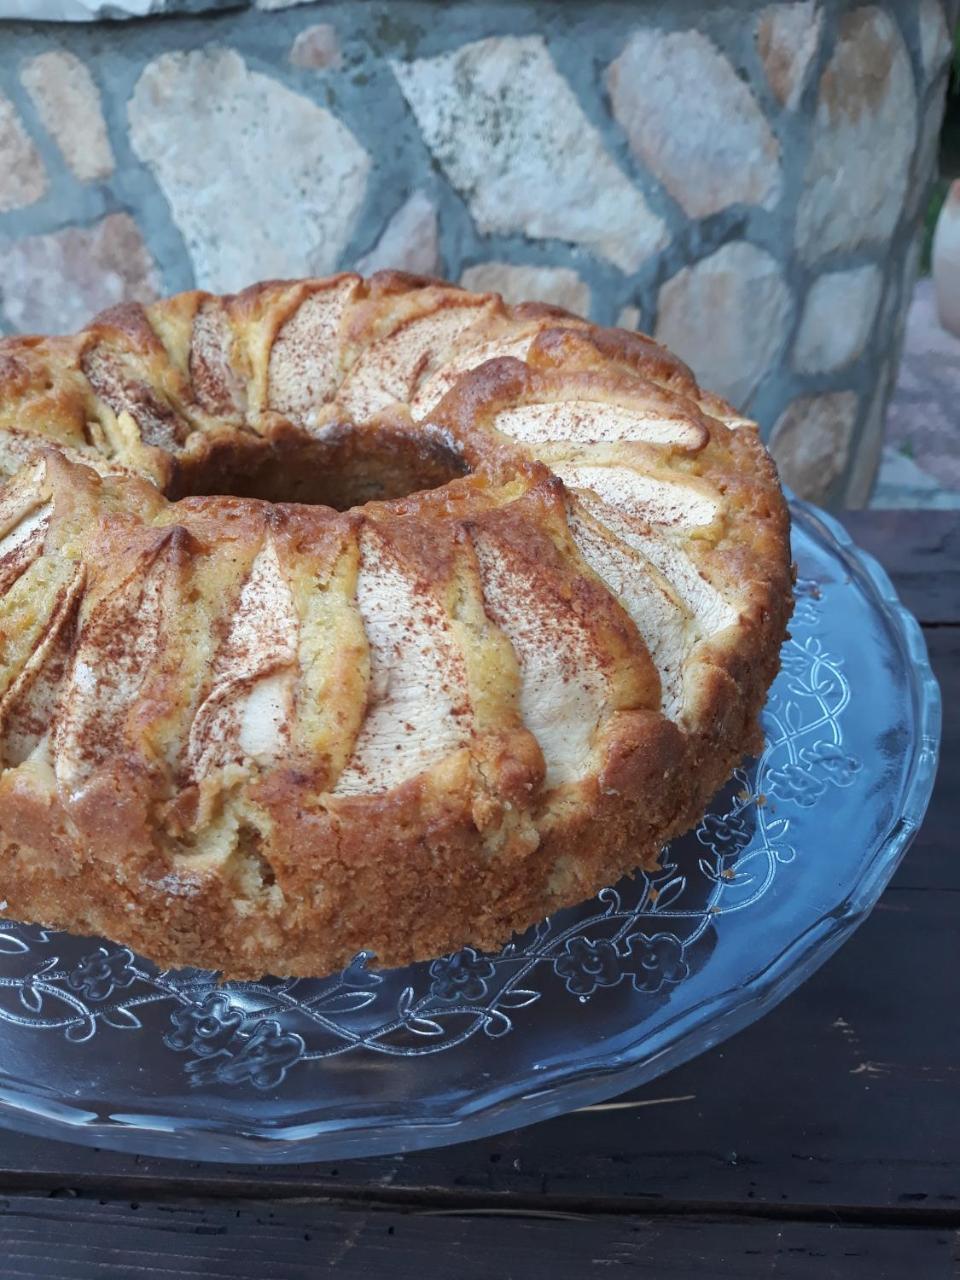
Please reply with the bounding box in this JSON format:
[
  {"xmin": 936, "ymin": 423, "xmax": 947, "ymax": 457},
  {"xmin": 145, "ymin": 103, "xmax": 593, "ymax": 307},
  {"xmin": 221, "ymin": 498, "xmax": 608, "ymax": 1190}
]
[{"xmin": 0, "ymin": 0, "xmax": 956, "ymax": 507}]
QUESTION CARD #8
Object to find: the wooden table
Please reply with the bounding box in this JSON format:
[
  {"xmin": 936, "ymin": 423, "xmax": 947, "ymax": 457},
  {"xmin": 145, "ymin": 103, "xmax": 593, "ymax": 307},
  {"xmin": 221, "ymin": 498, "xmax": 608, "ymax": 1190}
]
[{"xmin": 0, "ymin": 511, "xmax": 956, "ymax": 1279}]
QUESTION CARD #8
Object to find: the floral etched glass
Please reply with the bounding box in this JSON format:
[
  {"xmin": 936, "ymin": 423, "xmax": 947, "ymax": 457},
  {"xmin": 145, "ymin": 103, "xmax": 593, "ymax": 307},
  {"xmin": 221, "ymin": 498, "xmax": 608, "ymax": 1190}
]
[{"xmin": 0, "ymin": 498, "xmax": 940, "ymax": 1162}]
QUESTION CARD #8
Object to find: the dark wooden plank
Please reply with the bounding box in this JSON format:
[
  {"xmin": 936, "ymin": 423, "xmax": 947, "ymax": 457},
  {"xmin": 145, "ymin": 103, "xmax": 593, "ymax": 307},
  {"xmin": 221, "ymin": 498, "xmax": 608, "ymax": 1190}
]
[
  {"xmin": 0, "ymin": 1194, "xmax": 954, "ymax": 1279},
  {"xmin": 837, "ymin": 511, "xmax": 960, "ymax": 625}
]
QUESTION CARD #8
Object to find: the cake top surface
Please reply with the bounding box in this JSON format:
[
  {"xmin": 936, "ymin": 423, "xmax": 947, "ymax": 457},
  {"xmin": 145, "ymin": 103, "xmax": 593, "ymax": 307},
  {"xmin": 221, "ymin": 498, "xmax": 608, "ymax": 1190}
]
[{"xmin": 0, "ymin": 271, "xmax": 792, "ymax": 977}]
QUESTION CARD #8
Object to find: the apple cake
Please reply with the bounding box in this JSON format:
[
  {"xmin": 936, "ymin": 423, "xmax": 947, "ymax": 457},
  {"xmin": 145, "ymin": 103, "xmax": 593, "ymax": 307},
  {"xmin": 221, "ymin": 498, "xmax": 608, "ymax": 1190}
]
[{"xmin": 0, "ymin": 271, "xmax": 792, "ymax": 978}]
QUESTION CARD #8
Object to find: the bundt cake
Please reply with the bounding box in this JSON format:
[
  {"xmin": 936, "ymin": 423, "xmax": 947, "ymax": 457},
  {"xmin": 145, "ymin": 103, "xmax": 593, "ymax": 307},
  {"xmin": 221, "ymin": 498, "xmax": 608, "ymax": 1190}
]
[{"xmin": 0, "ymin": 271, "xmax": 792, "ymax": 979}]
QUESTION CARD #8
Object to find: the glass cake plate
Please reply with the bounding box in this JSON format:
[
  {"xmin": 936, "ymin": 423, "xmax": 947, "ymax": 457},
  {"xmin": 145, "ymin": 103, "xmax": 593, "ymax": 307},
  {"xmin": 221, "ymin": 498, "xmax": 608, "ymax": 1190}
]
[{"xmin": 0, "ymin": 498, "xmax": 940, "ymax": 1164}]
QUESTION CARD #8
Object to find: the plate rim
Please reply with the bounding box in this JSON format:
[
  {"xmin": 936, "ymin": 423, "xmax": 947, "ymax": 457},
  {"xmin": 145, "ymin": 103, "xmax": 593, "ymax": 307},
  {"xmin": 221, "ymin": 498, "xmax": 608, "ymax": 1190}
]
[{"xmin": 0, "ymin": 496, "xmax": 942, "ymax": 1163}]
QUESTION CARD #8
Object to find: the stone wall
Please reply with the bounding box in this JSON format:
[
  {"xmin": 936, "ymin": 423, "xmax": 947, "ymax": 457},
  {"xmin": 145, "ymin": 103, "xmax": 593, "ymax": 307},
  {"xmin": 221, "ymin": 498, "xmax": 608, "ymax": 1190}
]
[{"xmin": 0, "ymin": 0, "xmax": 955, "ymax": 506}]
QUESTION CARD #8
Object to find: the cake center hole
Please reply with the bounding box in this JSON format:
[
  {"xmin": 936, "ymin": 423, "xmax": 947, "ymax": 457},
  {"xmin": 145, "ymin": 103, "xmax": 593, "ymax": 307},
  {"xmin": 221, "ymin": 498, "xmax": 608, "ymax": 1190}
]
[{"xmin": 169, "ymin": 423, "xmax": 470, "ymax": 510}]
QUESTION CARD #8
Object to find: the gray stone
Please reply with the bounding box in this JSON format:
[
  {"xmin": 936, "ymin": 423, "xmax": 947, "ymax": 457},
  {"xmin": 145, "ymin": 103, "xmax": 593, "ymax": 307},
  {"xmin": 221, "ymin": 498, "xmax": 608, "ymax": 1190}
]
[
  {"xmin": 878, "ymin": 234, "xmax": 922, "ymax": 349},
  {"xmin": 918, "ymin": 0, "xmax": 952, "ymax": 83},
  {"xmin": 7, "ymin": 0, "xmax": 237, "ymax": 15},
  {"xmin": 20, "ymin": 51, "xmax": 114, "ymax": 183},
  {"xmin": 892, "ymin": 234, "xmax": 924, "ymax": 373},
  {"xmin": 907, "ymin": 93, "xmax": 947, "ymax": 222},
  {"xmin": 128, "ymin": 48, "xmax": 370, "ymax": 293},
  {"xmin": 0, "ymin": 1, "xmax": 942, "ymax": 513},
  {"xmin": 883, "ymin": 276, "xmax": 960, "ymax": 501},
  {"xmin": 355, "ymin": 191, "xmax": 440, "ymax": 277},
  {"xmin": 871, "ymin": 445, "xmax": 960, "ymax": 509},
  {"xmin": 792, "ymin": 265, "xmax": 883, "ymax": 374},
  {"xmin": 654, "ymin": 242, "xmax": 792, "ymax": 409},
  {"xmin": 795, "ymin": 7, "xmax": 917, "ymax": 261},
  {"xmin": 768, "ymin": 391, "xmax": 860, "ymax": 502},
  {"xmin": 847, "ymin": 361, "xmax": 891, "ymax": 507},
  {"xmin": 606, "ymin": 29, "xmax": 781, "ymax": 219},
  {"xmin": 460, "ymin": 263, "xmax": 590, "ymax": 316},
  {"xmin": 0, "ymin": 92, "xmax": 47, "ymax": 213},
  {"xmin": 289, "ymin": 23, "xmax": 342, "ymax": 71},
  {"xmin": 0, "ymin": 213, "xmax": 159, "ymax": 335},
  {"xmin": 392, "ymin": 35, "xmax": 668, "ymax": 273},
  {"xmin": 756, "ymin": 2, "xmax": 823, "ymax": 110},
  {"xmin": 902, "ymin": 235, "xmax": 923, "ymax": 318}
]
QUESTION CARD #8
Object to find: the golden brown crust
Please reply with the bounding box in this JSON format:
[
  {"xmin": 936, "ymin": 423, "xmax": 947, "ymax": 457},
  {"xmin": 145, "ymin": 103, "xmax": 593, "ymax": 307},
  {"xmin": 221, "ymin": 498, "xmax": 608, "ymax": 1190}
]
[{"xmin": 0, "ymin": 274, "xmax": 792, "ymax": 979}]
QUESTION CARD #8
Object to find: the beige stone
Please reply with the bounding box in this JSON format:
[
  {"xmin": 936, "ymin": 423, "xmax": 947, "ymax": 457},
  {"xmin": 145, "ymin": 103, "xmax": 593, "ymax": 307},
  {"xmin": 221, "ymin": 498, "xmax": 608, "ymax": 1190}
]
[
  {"xmin": 617, "ymin": 305, "xmax": 640, "ymax": 331},
  {"xmin": 654, "ymin": 242, "xmax": 791, "ymax": 409},
  {"xmin": 769, "ymin": 391, "xmax": 860, "ymax": 502},
  {"xmin": 356, "ymin": 191, "xmax": 440, "ymax": 277},
  {"xmin": 793, "ymin": 265, "xmax": 882, "ymax": 374},
  {"xmin": 20, "ymin": 51, "xmax": 114, "ymax": 183},
  {"xmin": 795, "ymin": 7, "xmax": 917, "ymax": 261},
  {"xmin": 0, "ymin": 92, "xmax": 47, "ymax": 214},
  {"xmin": 606, "ymin": 29, "xmax": 781, "ymax": 218},
  {"xmin": 392, "ymin": 35, "xmax": 668, "ymax": 273},
  {"xmin": 918, "ymin": 0, "xmax": 951, "ymax": 83},
  {"xmin": 0, "ymin": 214, "xmax": 159, "ymax": 336},
  {"xmin": 290, "ymin": 24, "xmax": 342, "ymax": 71},
  {"xmin": 128, "ymin": 49, "xmax": 370, "ymax": 294},
  {"xmin": 460, "ymin": 263, "xmax": 590, "ymax": 317},
  {"xmin": 756, "ymin": 2, "xmax": 823, "ymax": 110}
]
